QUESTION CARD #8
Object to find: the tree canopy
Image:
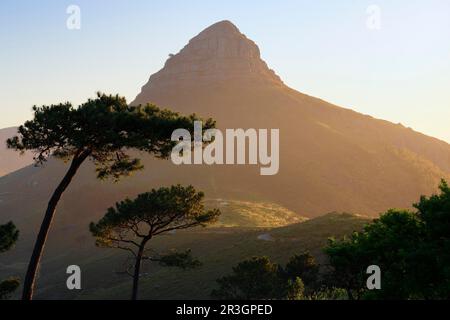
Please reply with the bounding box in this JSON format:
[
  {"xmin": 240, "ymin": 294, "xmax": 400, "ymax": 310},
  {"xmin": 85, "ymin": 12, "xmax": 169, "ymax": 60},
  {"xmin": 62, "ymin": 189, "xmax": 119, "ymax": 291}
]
[
  {"xmin": 8, "ymin": 92, "xmax": 216, "ymax": 300},
  {"xmin": 7, "ymin": 92, "xmax": 215, "ymax": 180},
  {"xmin": 212, "ymin": 256, "xmax": 285, "ymax": 300},
  {"xmin": 0, "ymin": 222, "xmax": 20, "ymax": 300},
  {"xmin": 90, "ymin": 185, "xmax": 220, "ymax": 247},
  {"xmin": 212, "ymin": 254, "xmax": 321, "ymax": 300},
  {"xmin": 324, "ymin": 180, "xmax": 450, "ymax": 299},
  {"xmin": 0, "ymin": 222, "xmax": 19, "ymax": 253},
  {"xmin": 283, "ymin": 252, "xmax": 319, "ymax": 293},
  {"xmin": 90, "ymin": 184, "xmax": 220, "ymax": 299}
]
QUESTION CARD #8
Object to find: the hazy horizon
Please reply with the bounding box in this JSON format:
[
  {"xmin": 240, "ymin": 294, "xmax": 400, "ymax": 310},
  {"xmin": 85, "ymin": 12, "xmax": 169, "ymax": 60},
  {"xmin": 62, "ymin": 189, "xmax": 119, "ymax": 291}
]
[{"xmin": 1, "ymin": 0, "xmax": 449, "ymax": 142}]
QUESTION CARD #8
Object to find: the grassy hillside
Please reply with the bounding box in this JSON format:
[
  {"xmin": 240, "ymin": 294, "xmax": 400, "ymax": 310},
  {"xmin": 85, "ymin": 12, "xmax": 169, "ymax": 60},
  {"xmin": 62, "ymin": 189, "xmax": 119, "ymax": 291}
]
[
  {"xmin": 78, "ymin": 213, "xmax": 369, "ymax": 300},
  {"xmin": 0, "ymin": 195, "xmax": 369, "ymax": 300},
  {"xmin": 206, "ymin": 199, "xmax": 307, "ymax": 228}
]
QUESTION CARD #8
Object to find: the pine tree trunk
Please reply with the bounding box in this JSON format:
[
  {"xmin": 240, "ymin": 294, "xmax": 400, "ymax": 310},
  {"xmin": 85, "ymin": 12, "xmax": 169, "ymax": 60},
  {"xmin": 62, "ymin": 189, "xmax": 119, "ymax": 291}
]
[
  {"xmin": 131, "ymin": 236, "xmax": 152, "ymax": 301},
  {"xmin": 131, "ymin": 244, "xmax": 146, "ymax": 300},
  {"xmin": 21, "ymin": 151, "xmax": 90, "ymax": 300}
]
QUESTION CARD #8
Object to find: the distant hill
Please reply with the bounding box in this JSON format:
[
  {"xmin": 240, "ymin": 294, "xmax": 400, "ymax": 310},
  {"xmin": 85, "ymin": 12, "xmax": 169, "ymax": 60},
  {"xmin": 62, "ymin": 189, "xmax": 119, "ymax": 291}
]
[
  {"xmin": 0, "ymin": 127, "xmax": 33, "ymax": 177},
  {"xmin": 207, "ymin": 199, "xmax": 307, "ymax": 228}
]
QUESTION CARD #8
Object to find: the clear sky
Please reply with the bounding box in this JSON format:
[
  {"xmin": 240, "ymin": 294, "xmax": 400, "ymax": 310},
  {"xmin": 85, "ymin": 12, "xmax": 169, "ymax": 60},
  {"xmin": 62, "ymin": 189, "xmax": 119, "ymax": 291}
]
[{"xmin": 1, "ymin": 0, "xmax": 449, "ymax": 142}]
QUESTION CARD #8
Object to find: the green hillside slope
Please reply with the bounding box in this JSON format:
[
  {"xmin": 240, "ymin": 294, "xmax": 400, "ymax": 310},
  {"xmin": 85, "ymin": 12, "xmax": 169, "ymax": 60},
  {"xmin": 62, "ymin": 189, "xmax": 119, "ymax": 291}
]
[{"xmin": 1, "ymin": 206, "xmax": 368, "ymax": 300}]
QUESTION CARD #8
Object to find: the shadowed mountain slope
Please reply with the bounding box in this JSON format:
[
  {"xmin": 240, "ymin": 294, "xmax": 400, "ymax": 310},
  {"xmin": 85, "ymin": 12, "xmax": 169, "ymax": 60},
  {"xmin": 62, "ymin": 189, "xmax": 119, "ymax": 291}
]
[{"xmin": 0, "ymin": 127, "xmax": 33, "ymax": 177}]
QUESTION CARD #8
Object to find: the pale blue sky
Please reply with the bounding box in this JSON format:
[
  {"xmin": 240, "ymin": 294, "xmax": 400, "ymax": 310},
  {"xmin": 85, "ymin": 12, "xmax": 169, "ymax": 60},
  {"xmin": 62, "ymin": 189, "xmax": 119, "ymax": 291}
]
[{"xmin": 1, "ymin": 0, "xmax": 449, "ymax": 142}]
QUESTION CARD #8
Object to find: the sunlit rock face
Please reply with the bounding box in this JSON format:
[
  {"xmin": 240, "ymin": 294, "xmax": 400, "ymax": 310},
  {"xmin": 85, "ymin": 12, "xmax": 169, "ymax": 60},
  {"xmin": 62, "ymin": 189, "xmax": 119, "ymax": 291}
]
[{"xmin": 133, "ymin": 20, "xmax": 283, "ymax": 103}]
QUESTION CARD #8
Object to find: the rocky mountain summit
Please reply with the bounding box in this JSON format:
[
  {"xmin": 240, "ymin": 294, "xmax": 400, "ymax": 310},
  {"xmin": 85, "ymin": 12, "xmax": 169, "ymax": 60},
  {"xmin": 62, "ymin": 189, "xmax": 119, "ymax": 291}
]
[{"xmin": 132, "ymin": 21, "xmax": 283, "ymax": 104}]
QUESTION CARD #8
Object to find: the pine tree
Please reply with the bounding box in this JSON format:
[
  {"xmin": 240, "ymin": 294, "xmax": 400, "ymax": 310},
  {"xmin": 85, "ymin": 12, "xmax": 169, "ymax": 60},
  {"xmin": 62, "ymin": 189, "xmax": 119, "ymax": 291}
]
[
  {"xmin": 90, "ymin": 185, "xmax": 220, "ymax": 300},
  {"xmin": 7, "ymin": 93, "xmax": 215, "ymax": 300}
]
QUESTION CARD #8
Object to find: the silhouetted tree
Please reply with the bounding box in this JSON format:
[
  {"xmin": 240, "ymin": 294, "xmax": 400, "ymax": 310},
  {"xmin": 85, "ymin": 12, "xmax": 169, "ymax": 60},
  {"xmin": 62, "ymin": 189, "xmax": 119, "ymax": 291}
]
[
  {"xmin": 212, "ymin": 256, "xmax": 285, "ymax": 300},
  {"xmin": 285, "ymin": 277, "xmax": 305, "ymax": 300},
  {"xmin": 90, "ymin": 185, "xmax": 220, "ymax": 300},
  {"xmin": 324, "ymin": 179, "xmax": 450, "ymax": 300},
  {"xmin": 323, "ymin": 232, "xmax": 372, "ymax": 300},
  {"xmin": 7, "ymin": 93, "xmax": 215, "ymax": 300},
  {"xmin": 324, "ymin": 208, "xmax": 431, "ymax": 299},
  {"xmin": 283, "ymin": 252, "xmax": 319, "ymax": 293},
  {"xmin": 0, "ymin": 222, "xmax": 20, "ymax": 300},
  {"xmin": 413, "ymin": 179, "xmax": 450, "ymax": 298},
  {"xmin": 0, "ymin": 222, "xmax": 18, "ymax": 253},
  {"xmin": 212, "ymin": 254, "xmax": 342, "ymax": 300}
]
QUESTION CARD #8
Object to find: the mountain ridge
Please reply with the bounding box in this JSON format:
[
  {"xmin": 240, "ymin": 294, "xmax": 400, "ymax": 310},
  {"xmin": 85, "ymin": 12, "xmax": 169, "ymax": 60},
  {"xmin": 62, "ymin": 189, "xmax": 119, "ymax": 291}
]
[{"xmin": 132, "ymin": 20, "xmax": 283, "ymax": 104}]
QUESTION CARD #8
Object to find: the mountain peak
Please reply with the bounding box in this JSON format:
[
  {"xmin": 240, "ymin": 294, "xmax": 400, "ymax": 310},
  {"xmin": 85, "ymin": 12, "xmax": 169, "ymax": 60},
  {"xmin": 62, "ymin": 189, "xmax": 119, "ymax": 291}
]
[
  {"xmin": 197, "ymin": 20, "xmax": 241, "ymax": 37},
  {"xmin": 132, "ymin": 21, "xmax": 283, "ymax": 104}
]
